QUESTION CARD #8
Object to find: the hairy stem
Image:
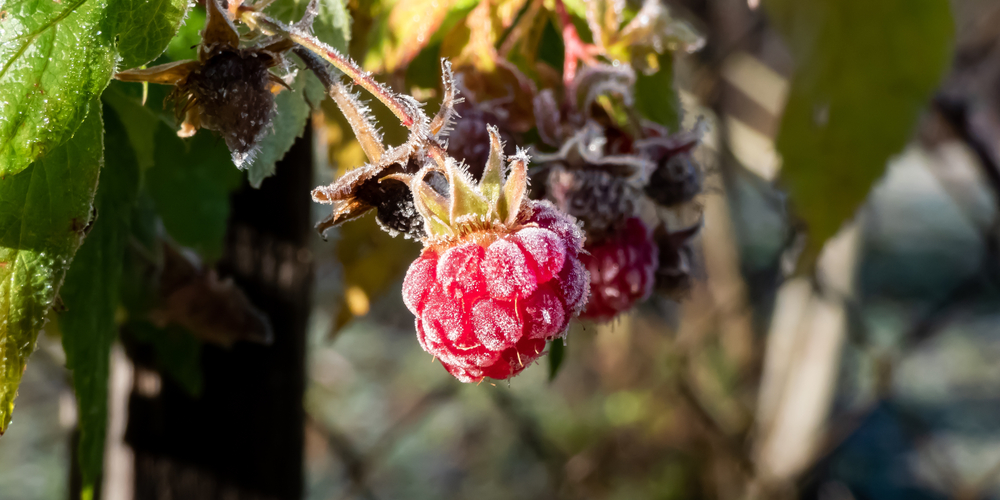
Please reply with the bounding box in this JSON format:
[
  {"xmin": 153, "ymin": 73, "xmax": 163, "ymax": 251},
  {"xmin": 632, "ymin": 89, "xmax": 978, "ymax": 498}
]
[{"xmin": 243, "ymin": 11, "xmax": 419, "ymax": 127}]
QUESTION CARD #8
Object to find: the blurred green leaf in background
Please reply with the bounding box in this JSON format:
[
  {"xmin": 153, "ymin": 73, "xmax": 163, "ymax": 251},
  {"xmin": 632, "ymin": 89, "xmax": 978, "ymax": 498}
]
[{"xmin": 766, "ymin": 0, "xmax": 954, "ymax": 267}]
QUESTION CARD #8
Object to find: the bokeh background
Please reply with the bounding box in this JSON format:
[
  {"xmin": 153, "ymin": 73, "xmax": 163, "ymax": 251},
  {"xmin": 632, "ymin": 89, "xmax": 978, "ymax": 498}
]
[{"xmin": 5, "ymin": 0, "xmax": 1000, "ymax": 499}]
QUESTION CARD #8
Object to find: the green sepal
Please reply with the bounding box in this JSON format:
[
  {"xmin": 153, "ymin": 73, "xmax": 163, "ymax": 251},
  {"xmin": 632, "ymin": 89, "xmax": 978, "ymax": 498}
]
[
  {"xmin": 500, "ymin": 153, "xmax": 529, "ymax": 226},
  {"xmin": 446, "ymin": 158, "xmax": 490, "ymax": 224},
  {"xmin": 479, "ymin": 126, "xmax": 505, "ymax": 217}
]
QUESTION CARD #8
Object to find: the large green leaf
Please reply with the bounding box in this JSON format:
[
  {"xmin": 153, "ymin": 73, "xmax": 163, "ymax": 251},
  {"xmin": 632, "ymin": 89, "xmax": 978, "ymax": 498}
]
[
  {"xmin": 246, "ymin": 65, "xmax": 324, "ymax": 188},
  {"xmin": 0, "ymin": 103, "xmax": 104, "ymax": 434},
  {"xmin": 147, "ymin": 125, "xmax": 242, "ymax": 261},
  {"xmin": 59, "ymin": 105, "xmax": 139, "ymax": 497},
  {"xmin": 766, "ymin": 0, "xmax": 954, "ymax": 267},
  {"xmin": 0, "ymin": 0, "xmax": 188, "ymax": 176},
  {"xmin": 113, "ymin": 0, "xmax": 191, "ymax": 69}
]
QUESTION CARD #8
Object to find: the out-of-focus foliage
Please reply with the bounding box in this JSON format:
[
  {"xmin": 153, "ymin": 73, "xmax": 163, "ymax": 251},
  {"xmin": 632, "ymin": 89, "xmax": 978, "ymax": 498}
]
[
  {"xmin": 148, "ymin": 127, "xmax": 242, "ymax": 262},
  {"xmin": 58, "ymin": 106, "xmax": 139, "ymax": 497},
  {"xmin": 766, "ymin": 0, "xmax": 954, "ymax": 267}
]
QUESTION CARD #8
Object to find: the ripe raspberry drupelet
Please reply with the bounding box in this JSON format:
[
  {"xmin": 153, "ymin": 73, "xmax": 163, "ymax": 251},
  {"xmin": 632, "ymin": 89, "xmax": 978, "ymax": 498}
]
[
  {"xmin": 401, "ymin": 128, "xmax": 589, "ymax": 383},
  {"xmin": 579, "ymin": 217, "xmax": 658, "ymax": 322}
]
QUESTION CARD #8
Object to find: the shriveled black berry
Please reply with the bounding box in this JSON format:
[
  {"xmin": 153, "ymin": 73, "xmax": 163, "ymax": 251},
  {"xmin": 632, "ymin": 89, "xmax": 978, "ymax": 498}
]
[
  {"xmin": 181, "ymin": 49, "xmax": 276, "ymax": 164},
  {"xmin": 645, "ymin": 152, "xmax": 702, "ymax": 207},
  {"xmin": 548, "ymin": 167, "xmax": 641, "ymax": 243},
  {"xmin": 355, "ymin": 159, "xmax": 426, "ymax": 238}
]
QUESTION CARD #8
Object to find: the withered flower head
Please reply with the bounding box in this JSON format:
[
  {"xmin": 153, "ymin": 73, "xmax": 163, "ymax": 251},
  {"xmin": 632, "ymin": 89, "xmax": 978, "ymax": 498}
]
[
  {"xmin": 535, "ymin": 122, "xmax": 651, "ymax": 243},
  {"xmin": 115, "ymin": 0, "xmax": 295, "ymax": 167},
  {"xmin": 307, "ymin": 56, "xmax": 465, "ymax": 239}
]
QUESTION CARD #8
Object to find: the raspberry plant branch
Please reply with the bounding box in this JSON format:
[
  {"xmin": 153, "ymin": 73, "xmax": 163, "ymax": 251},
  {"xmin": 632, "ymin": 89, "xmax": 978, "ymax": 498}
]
[{"xmin": 241, "ymin": 9, "xmax": 420, "ymax": 128}]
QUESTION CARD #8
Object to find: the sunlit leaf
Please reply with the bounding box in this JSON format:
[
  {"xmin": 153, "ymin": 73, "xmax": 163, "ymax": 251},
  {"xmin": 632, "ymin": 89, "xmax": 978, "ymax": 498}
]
[
  {"xmin": 0, "ymin": 103, "xmax": 104, "ymax": 434},
  {"xmin": 0, "ymin": 0, "xmax": 188, "ymax": 175},
  {"xmin": 268, "ymin": 0, "xmax": 351, "ymax": 54},
  {"xmin": 366, "ymin": 0, "xmax": 458, "ymax": 72},
  {"xmin": 766, "ymin": 0, "xmax": 954, "ymax": 268}
]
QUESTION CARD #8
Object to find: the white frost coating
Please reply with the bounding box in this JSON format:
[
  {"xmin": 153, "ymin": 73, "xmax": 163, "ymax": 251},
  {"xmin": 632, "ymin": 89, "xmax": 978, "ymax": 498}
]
[
  {"xmin": 528, "ymin": 200, "xmax": 586, "ymax": 254},
  {"xmin": 332, "ymin": 81, "xmax": 385, "ymax": 159},
  {"xmin": 512, "ymin": 227, "xmax": 566, "ymax": 283},
  {"xmin": 472, "ymin": 299, "xmax": 522, "ymax": 351},
  {"xmin": 524, "ymin": 290, "xmax": 566, "ymax": 339},
  {"xmin": 402, "ymin": 256, "xmax": 437, "ymax": 315},
  {"xmin": 436, "ymin": 243, "xmax": 485, "ymax": 295},
  {"xmin": 483, "ymin": 238, "xmax": 537, "ymax": 301},
  {"xmin": 559, "ymin": 257, "xmax": 591, "ymax": 314},
  {"xmin": 430, "ymin": 59, "xmax": 464, "ymax": 139}
]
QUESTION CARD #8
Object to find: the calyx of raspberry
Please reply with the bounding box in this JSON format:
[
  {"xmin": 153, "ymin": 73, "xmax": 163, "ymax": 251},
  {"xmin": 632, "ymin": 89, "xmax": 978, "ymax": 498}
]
[{"xmin": 400, "ymin": 127, "xmax": 531, "ymax": 245}]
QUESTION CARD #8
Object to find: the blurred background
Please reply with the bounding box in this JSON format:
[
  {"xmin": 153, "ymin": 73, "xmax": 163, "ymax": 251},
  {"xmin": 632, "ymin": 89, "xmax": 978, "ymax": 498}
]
[{"xmin": 6, "ymin": 0, "xmax": 1000, "ymax": 499}]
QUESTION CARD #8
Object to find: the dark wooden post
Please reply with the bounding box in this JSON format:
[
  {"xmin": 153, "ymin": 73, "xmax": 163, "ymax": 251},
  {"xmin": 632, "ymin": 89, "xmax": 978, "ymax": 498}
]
[{"xmin": 124, "ymin": 129, "xmax": 314, "ymax": 500}]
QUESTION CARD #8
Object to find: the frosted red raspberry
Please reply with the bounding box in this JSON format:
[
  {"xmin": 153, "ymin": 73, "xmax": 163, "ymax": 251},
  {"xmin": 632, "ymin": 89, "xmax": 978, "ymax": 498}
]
[
  {"xmin": 579, "ymin": 217, "xmax": 658, "ymax": 322},
  {"xmin": 403, "ymin": 201, "xmax": 589, "ymax": 382}
]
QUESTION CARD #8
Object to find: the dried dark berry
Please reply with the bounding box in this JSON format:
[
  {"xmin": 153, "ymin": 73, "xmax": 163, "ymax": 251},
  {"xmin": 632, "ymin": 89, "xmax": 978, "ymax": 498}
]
[
  {"xmin": 357, "ymin": 160, "xmax": 426, "ymax": 238},
  {"xmin": 535, "ymin": 123, "xmax": 649, "ymax": 243},
  {"xmin": 177, "ymin": 49, "xmax": 277, "ymax": 165},
  {"xmin": 638, "ymin": 129, "xmax": 703, "ymax": 208},
  {"xmin": 114, "ymin": 0, "xmax": 294, "ymax": 167},
  {"xmin": 645, "ymin": 152, "xmax": 701, "ymax": 207},
  {"xmin": 547, "ymin": 167, "xmax": 641, "ymax": 243}
]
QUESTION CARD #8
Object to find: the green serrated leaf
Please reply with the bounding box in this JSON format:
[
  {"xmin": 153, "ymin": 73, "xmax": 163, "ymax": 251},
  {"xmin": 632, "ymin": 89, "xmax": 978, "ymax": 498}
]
[
  {"xmin": 548, "ymin": 339, "xmax": 565, "ymax": 381},
  {"xmin": 247, "ymin": 71, "xmax": 315, "ymax": 188},
  {"xmin": 766, "ymin": 0, "xmax": 954, "ymax": 268},
  {"xmin": 0, "ymin": 103, "xmax": 104, "ymax": 435},
  {"xmin": 113, "ymin": 0, "xmax": 191, "ymax": 69},
  {"xmin": 635, "ymin": 53, "xmax": 680, "ymax": 131},
  {"xmin": 59, "ymin": 104, "xmax": 139, "ymax": 493},
  {"xmin": 147, "ymin": 126, "xmax": 242, "ymax": 261},
  {"xmin": 0, "ymin": 0, "xmax": 187, "ymax": 176}
]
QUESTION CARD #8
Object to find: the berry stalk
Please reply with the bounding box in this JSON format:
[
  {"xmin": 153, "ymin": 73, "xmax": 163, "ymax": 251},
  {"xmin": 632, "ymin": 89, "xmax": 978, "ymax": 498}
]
[{"xmin": 242, "ymin": 11, "xmax": 419, "ymax": 128}]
